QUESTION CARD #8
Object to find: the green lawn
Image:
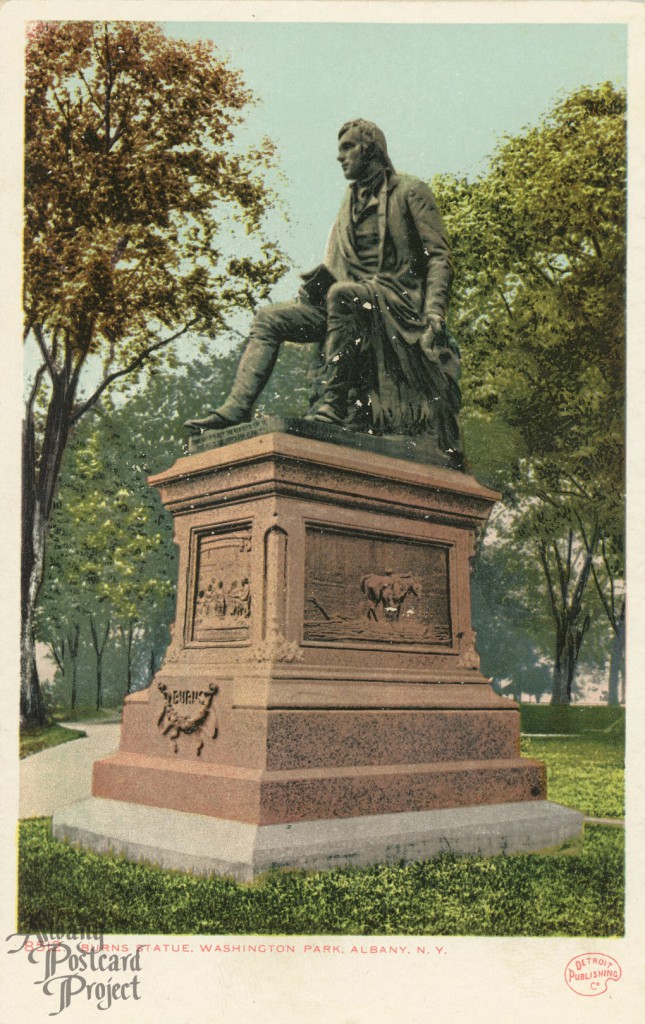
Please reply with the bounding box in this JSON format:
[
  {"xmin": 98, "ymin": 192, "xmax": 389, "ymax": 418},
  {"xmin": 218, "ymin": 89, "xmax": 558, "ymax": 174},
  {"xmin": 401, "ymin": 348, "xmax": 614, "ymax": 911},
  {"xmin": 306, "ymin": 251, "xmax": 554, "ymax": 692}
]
[
  {"xmin": 19, "ymin": 723, "xmax": 87, "ymax": 759},
  {"xmin": 520, "ymin": 706, "xmax": 624, "ymax": 820},
  {"xmin": 520, "ymin": 704, "xmax": 624, "ymax": 735},
  {"xmin": 57, "ymin": 706, "xmax": 122, "ymax": 723},
  {"xmin": 522, "ymin": 734, "xmax": 624, "ymax": 819}
]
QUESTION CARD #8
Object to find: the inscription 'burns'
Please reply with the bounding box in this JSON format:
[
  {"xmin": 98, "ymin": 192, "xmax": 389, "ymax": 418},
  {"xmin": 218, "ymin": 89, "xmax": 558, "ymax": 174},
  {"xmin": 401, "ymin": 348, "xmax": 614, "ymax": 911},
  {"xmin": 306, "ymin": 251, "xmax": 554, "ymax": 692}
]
[{"xmin": 157, "ymin": 681, "xmax": 219, "ymax": 756}]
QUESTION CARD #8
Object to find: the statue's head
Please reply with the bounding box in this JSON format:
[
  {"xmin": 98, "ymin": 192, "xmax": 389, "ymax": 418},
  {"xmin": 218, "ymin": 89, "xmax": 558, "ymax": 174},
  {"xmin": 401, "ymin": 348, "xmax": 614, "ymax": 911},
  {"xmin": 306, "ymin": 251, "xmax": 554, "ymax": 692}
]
[{"xmin": 337, "ymin": 119, "xmax": 395, "ymax": 180}]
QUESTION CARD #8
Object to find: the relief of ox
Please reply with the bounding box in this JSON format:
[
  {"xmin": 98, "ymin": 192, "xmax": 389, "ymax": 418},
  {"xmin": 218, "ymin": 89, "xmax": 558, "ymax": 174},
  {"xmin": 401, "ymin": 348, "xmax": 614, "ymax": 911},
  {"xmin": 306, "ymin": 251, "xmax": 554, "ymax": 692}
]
[{"xmin": 360, "ymin": 572, "xmax": 421, "ymax": 622}]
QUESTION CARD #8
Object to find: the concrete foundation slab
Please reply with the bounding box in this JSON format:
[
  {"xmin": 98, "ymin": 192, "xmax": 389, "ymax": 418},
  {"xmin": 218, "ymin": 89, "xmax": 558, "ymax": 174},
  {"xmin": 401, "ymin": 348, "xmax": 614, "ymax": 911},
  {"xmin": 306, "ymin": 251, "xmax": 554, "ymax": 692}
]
[{"xmin": 53, "ymin": 798, "xmax": 584, "ymax": 883}]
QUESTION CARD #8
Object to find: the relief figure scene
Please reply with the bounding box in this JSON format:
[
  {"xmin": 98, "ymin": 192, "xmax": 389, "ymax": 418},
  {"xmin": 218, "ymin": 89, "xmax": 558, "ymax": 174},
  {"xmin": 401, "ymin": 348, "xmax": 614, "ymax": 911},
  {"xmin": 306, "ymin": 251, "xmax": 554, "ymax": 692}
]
[{"xmin": 191, "ymin": 532, "xmax": 252, "ymax": 643}]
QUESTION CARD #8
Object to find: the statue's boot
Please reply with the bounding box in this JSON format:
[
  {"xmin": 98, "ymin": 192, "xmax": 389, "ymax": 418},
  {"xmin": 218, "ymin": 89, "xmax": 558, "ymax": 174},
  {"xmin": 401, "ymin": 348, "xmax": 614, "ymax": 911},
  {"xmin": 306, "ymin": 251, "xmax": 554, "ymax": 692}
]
[
  {"xmin": 304, "ymin": 326, "xmax": 360, "ymax": 425},
  {"xmin": 184, "ymin": 337, "xmax": 280, "ymax": 432}
]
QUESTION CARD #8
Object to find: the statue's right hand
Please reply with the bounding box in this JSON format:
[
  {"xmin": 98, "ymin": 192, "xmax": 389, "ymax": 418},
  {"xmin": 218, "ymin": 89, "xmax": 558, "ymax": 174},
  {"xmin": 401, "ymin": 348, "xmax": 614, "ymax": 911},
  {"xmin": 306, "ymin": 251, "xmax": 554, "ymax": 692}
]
[
  {"xmin": 419, "ymin": 319, "xmax": 445, "ymax": 359},
  {"xmin": 424, "ymin": 314, "xmax": 446, "ymax": 345}
]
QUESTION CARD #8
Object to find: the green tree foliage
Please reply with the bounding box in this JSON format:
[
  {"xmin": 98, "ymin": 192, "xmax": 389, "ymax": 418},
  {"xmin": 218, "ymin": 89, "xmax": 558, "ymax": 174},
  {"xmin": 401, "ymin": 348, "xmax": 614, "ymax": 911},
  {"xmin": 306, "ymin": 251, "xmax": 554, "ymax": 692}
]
[
  {"xmin": 436, "ymin": 83, "xmax": 626, "ymax": 703},
  {"xmin": 38, "ymin": 425, "xmax": 177, "ymax": 708},
  {"xmin": 22, "ymin": 21, "xmax": 288, "ymax": 723}
]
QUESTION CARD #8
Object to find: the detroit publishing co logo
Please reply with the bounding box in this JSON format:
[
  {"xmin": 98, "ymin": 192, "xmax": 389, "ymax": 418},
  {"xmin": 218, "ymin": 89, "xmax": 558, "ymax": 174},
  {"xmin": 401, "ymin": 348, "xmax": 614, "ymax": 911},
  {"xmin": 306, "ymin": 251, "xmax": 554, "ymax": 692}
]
[{"xmin": 564, "ymin": 952, "xmax": 622, "ymax": 996}]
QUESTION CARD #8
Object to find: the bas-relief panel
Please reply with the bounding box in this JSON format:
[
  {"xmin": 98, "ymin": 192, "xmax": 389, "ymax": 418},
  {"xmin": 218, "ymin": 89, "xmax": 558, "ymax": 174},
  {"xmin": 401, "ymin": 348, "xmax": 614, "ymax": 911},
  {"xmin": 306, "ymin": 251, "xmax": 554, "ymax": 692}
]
[
  {"xmin": 191, "ymin": 528, "xmax": 252, "ymax": 643},
  {"xmin": 304, "ymin": 525, "xmax": 453, "ymax": 648}
]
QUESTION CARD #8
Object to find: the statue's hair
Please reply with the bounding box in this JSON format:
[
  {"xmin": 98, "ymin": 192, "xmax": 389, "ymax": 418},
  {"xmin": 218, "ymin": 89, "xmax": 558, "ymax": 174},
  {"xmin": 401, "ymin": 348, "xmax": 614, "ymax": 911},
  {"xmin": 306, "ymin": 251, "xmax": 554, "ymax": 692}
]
[{"xmin": 338, "ymin": 119, "xmax": 395, "ymax": 172}]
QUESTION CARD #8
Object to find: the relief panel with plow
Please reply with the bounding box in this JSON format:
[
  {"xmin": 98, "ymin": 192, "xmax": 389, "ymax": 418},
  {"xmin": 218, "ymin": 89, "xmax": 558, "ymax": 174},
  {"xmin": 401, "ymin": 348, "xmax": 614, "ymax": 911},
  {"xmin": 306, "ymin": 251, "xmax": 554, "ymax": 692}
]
[{"xmin": 304, "ymin": 525, "xmax": 453, "ymax": 648}]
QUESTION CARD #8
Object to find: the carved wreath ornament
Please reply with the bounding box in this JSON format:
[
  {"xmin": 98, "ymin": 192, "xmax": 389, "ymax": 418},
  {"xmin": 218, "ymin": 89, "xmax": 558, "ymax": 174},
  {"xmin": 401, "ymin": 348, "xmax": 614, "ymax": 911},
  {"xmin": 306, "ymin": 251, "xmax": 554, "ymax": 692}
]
[{"xmin": 157, "ymin": 680, "xmax": 219, "ymax": 756}]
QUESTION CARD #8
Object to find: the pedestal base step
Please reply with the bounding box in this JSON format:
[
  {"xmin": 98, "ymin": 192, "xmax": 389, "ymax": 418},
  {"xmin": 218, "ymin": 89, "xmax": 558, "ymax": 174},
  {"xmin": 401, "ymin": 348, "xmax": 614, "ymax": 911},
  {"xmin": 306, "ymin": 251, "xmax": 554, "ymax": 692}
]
[{"xmin": 53, "ymin": 798, "xmax": 584, "ymax": 883}]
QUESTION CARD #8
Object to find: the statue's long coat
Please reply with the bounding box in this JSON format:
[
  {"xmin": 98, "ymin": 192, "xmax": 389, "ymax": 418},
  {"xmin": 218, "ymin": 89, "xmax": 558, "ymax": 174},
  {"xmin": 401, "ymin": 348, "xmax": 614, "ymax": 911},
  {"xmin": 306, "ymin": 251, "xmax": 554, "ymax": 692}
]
[{"xmin": 323, "ymin": 172, "xmax": 461, "ymax": 450}]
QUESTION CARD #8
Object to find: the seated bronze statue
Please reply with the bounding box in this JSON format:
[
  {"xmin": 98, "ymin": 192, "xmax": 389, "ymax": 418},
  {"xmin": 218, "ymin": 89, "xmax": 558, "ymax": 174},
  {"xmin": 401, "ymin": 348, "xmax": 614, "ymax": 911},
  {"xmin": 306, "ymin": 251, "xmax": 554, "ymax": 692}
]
[{"xmin": 185, "ymin": 118, "xmax": 462, "ymax": 466}]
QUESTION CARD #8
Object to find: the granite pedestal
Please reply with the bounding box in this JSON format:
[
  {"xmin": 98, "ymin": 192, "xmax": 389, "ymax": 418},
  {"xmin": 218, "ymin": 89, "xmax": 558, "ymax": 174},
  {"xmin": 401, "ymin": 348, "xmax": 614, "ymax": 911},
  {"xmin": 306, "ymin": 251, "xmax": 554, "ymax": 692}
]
[{"xmin": 53, "ymin": 419, "xmax": 583, "ymax": 876}]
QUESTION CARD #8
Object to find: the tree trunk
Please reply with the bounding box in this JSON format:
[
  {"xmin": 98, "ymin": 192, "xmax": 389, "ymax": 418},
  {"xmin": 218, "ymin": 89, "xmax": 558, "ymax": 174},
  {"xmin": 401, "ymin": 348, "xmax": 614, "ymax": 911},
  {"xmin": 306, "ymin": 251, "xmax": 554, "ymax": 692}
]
[
  {"xmin": 89, "ymin": 614, "xmax": 110, "ymax": 712},
  {"xmin": 22, "ymin": 374, "xmax": 76, "ymax": 724},
  {"xmin": 550, "ymin": 618, "xmax": 569, "ymax": 705},
  {"xmin": 608, "ymin": 599, "xmax": 626, "ymax": 705},
  {"xmin": 67, "ymin": 623, "xmax": 80, "ymax": 711},
  {"xmin": 551, "ymin": 663, "xmax": 569, "ymax": 705},
  {"xmin": 121, "ymin": 622, "xmax": 134, "ymax": 696},
  {"xmin": 21, "ymin": 418, "xmax": 47, "ymax": 725},
  {"xmin": 551, "ymin": 629, "xmax": 586, "ymax": 705},
  {"xmin": 70, "ymin": 661, "xmax": 78, "ymax": 711},
  {"xmin": 542, "ymin": 532, "xmax": 595, "ymax": 707},
  {"xmin": 564, "ymin": 641, "xmax": 577, "ymax": 703}
]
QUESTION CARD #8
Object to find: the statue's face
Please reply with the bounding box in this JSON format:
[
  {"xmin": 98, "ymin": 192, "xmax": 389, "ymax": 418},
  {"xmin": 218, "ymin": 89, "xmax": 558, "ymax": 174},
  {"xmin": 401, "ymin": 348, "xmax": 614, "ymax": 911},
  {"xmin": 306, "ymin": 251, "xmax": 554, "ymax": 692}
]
[{"xmin": 337, "ymin": 126, "xmax": 372, "ymax": 180}]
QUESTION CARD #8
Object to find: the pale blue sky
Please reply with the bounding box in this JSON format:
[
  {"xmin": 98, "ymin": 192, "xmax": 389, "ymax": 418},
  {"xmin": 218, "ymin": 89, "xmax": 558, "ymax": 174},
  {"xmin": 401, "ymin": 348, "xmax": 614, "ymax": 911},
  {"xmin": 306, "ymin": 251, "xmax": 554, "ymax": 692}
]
[{"xmin": 163, "ymin": 21, "xmax": 626, "ymax": 299}]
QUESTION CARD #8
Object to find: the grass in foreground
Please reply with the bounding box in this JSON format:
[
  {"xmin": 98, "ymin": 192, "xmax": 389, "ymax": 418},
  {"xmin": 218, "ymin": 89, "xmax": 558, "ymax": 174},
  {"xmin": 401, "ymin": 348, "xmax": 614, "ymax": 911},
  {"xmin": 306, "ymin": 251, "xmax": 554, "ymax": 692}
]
[
  {"xmin": 19, "ymin": 723, "xmax": 86, "ymax": 759},
  {"xmin": 18, "ymin": 820, "xmax": 622, "ymax": 936}
]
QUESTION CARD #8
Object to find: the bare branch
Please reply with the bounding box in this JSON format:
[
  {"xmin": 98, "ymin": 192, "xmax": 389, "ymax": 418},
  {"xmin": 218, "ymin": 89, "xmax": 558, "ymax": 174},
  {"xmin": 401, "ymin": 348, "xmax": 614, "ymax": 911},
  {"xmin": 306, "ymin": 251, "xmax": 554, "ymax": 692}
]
[
  {"xmin": 50, "ymin": 639, "xmax": 65, "ymax": 674},
  {"xmin": 561, "ymin": 473, "xmax": 593, "ymax": 501},
  {"xmin": 571, "ymin": 548, "xmax": 595, "ymax": 617},
  {"xmin": 589, "ymin": 557, "xmax": 616, "ymax": 631},
  {"xmin": 535, "ymin": 487, "xmax": 561, "ymax": 511},
  {"xmin": 496, "ymin": 287, "xmax": 514, "ymax": 321},
  {"xmin": 23, "ymin": 317, "xmax": 35, "ymax": 344},
  {"xmin": 52, "ymin": 88, "xmax": 72, "ymax": 125},
  {"xmin": 69, "ymin": 319, "xmax": 199, "ymax": 425},
  {"xmin": 67, "ymin": 623, "xmax": 81, "ymax": 659},
  {"xmin": 566, "ymin": 529, "xmax": 573, "ymax": 577},
  {"xmin": 570, "ymin": 520, "xmax": 600, "ymax": 617},
  {"xmin": 111, "ymin": 106, "xmax": 131, "ymax": 148},
  {"xmin": 26, "ymin": 364, "xmax": 47, "ymax": 422},
  {"xmin": 77, "ymin": 67, "xmax": 103, "ymax": 114},
  {"xmin": 552, "ymin": 536, "xmax": 569, "ymax": 608},
  {"xmin": 600, "ymin": 535, "xmax": 618, "ymax": 618},
  {"xmin": 527, "ymin": 260, "xmax": 558, "ymax": 289},
  {"xmin": 538, "ymin": 542, "xmax": 559, "ymax": 624},
  {"xmin": 572, "ymin": 508, "xmax": 591, "ymax": 553}
]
